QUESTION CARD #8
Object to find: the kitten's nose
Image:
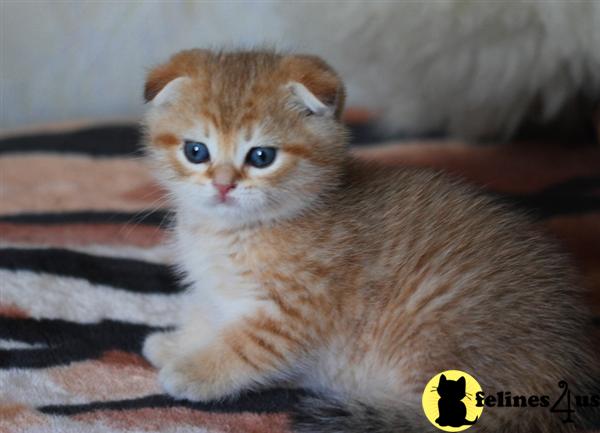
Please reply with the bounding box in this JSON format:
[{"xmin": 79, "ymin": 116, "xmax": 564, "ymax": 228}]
[
  {"xmin": 213, "ymin": 182, "xmax": 236, "ymax": 199},
  {"xmin": 211, "ymin": 164, "xmax": 239, "ymax": 200}
]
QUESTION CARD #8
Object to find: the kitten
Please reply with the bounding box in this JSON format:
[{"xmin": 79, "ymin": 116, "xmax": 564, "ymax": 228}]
[{"xmin": 141, "ymin": 49, "xmax": 597, "ymax": 433}]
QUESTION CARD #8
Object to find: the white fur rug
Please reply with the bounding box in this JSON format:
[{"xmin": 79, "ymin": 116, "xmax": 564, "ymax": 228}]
[{"xmin": 3, "ymin": 2, "xmax": 600, "ymax": 139}]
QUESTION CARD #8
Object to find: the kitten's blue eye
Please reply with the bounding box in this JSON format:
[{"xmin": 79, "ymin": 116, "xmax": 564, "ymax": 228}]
[
  {"xmin": 246, "ymin": 147, "xmax": 277, "ymax": 168},
  {"xmin": 183, "ymin": 141, "xmax": 210, "ymax": 164}
]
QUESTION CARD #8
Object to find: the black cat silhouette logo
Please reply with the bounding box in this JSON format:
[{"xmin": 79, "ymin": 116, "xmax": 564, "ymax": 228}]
[
  {"xmin": 435, "ymin": 375, "xmax": 478, "ymax": 427},
  {"xmin": 422, "ymin": 370, "xmax": 484, "ymax": 431}
]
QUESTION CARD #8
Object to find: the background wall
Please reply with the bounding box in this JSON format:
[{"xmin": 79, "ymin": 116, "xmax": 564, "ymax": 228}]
[
  {"xmin": 3, "ymin": 1, "xmax": 599, "ymax": 139},
  {"xmin": 1, "ymin": 2, "xmax": 299, "ymax": 130},
  {"xmin": 3, "ymin": 1, "xmax": 397, "ymax": 131}
]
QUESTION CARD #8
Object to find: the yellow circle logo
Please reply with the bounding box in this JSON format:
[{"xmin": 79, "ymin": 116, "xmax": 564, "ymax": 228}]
[{"xmin": 422, "ymin": 370, "xmax": 484, "ymax": 431}]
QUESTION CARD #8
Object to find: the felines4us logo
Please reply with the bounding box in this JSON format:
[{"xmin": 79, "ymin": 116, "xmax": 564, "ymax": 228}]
[{"xmin": 421, "ymin": 370, "xmax": 600, "ymax": 431}]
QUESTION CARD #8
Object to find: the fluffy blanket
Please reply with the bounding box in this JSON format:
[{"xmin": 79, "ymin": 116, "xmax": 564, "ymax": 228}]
[{"xmin": 1, "ymin": 119, "xmax": 599, "ymax": 432}]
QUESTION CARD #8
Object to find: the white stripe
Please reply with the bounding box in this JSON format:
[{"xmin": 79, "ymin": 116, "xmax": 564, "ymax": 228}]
[
  {"xmin": 0, "ymin": 339, "xmax": 47, "ymax": 350},
  {"xmin": 0, "ymin": 358, "xmax": 160, "ymax": 408},
  {"xmin": 36, "ymin": 424, "xmax": 212, "ymax": 433},
  {"xmin": 14, "ymin": 420, "xmax": 213, "ymax": 433},
  {"xmin": 0, "ymin": 270, "xmax": 182, "ymax": 327},
  {"xmin": 57, "ymin": 243, "xmax": 173, "ymax": 264}
]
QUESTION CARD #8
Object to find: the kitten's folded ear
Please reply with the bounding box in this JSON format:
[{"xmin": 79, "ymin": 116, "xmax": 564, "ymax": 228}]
[
  {"xmin": 144, "ymin": 49, "xmax": 209, "ymax": 104},
  {"xmin": 281, "ymin": 54, "xmax": 346, "ymax": 119}
]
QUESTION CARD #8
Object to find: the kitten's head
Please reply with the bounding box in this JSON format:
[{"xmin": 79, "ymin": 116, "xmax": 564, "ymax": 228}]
[
  {"xmin": 143, "ymin": 49, "xmax": 347, "ymax": 228},
  {"xmin": 437, "ymin": 375, "xmax": 466, "ymax": 400}
]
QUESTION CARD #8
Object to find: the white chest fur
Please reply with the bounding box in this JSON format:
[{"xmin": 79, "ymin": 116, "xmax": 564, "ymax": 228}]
[{"xmin": 172, "ymin": 222, "xmax": 265, "ymax": 329}]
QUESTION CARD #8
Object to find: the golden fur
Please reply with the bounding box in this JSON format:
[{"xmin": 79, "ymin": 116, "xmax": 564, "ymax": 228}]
[{"xmin": 142, "ymin": 49, "xmax": 597, "ymax": 432}]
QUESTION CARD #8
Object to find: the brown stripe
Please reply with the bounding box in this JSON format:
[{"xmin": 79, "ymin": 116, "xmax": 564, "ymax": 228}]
[
  {"xmin": 0, "ymin": 118, "xmax": 139, "ymax": 139},
  {"xmin": 0, "ymin": 303, "xmax": 30, "ymax": 319},
  {"xmin": 342, "ymin": 107, "xmax": 374, "ymax": 124},
  {"xmin": 0, "ymin": 222, "xmax": 166, "ymax": 247},
  {"xmin": 47, "ymin": 354, "xmax": 161, "ymax": 401},
  {"xmin": 0, "ymin": 155, "xmax": 163, "ymax": 214},
  {"xmin": 99, "ymin": 350, "xmax": 154, "ymax": 369},
  {"xmin": 73, "ymin": 408, "xmax": 291, "ymax": 433},
  {"xmin": 353, "ymin": 142, "xmax": 600, "ymax": 194},
  {"xmin": 120, "ymin": 182, "xmax": 166, "ymax": 203},
  {"xmin": 0, "ymin": 404, "xmax": 48, "ymax": 430}
]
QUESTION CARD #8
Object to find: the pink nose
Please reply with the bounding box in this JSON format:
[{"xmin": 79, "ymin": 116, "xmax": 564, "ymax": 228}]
[{"xmin": 213, "ymin": 182, "xmax": 236, "ymax": 198}]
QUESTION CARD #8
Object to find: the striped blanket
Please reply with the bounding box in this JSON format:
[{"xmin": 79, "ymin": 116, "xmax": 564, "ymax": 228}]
[{"xmin": 1, "ymin": 118, "xmax": 599, "ymax": 432}]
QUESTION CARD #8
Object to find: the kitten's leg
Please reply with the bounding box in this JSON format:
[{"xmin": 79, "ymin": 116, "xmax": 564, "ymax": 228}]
[
  {"xmin": 143, "ymin": 331, "xmax": 179, "ymax": 368},
  {"xmin": 159, "ymin": 317, "xmax": 304, "ymax": 401},
  {"xmin": 143, "ymin": 314, "xmax": 216, "ymax": 368}
]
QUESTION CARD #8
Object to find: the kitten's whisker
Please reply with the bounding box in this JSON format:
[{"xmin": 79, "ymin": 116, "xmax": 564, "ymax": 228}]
[
  {"xmin": 120, "ymin": 204, "xmax": 165, "ymax": 230},
  {"xmin": 118, "ymin": 195, "xmax": 171, "ymax": 239}
]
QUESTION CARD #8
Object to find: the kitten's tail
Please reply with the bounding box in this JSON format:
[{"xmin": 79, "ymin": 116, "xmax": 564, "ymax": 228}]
[{"xmin": 291, "ymin": 393, "xmax": 431, "ymax": 433}]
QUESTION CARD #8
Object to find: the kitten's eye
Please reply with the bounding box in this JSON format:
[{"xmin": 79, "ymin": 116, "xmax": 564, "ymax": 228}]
[
  {"xmin": 183, "ymin": 141, "xmax": 210, "ymax": 164},
  {"xmin": 246, "ymin": 147, "xmax": 277, "ymax": 168}
]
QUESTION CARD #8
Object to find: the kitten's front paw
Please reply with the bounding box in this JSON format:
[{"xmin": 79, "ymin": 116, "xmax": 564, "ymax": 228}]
[
  {"xmin": 143, "ymin": 331, "xmax": 178, "ymax": 368},
  {"xmin": 158, "ymin": 362, "xmax": 197, "ymax": 400},
  {"xmin": 158, "ymin": 360, "xmax": 226, "ymax": 402}
]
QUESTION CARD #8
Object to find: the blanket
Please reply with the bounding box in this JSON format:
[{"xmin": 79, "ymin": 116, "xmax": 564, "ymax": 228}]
[{"xmin": 1, "ymin": 118, "xmax": 599, "ymax": 432}]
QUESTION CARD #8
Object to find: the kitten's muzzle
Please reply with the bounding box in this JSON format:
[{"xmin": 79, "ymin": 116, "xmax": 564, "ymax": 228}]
[
  {"xmin": 211, "ymin": 163, "xmax": 239, "ymax": 202},
  {"xmin": 213, "ymin": 182, "xmax": 237, "ymax": 202}
]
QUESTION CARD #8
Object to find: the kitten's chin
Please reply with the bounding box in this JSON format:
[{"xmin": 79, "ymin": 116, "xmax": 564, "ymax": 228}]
[
  {"xmin": 211, "ymin": 195, "xmax": 236, "ymax": 206},
  {"xmin": 177, "ymin": 197, "xmax": 311, "ymax": 230}
]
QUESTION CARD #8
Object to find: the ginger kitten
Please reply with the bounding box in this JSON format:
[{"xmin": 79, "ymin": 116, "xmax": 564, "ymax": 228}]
[{"xmin": 142, "ymin": 49, "xmax": 597, "ymax": 432}]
